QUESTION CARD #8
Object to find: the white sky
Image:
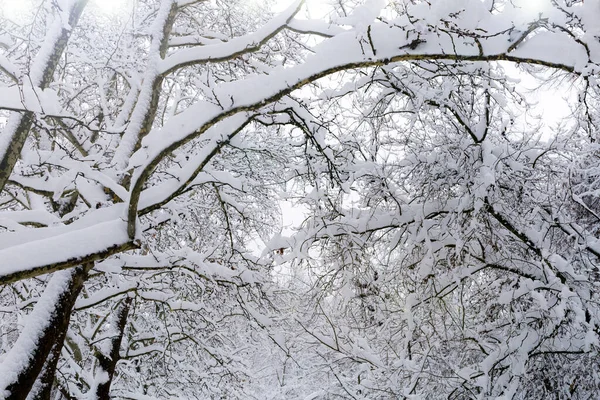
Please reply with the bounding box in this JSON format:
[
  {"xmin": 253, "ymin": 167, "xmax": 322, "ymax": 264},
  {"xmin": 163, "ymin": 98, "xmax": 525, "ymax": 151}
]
[
  {"xmin": 0, "ymin": 0, "xmax": 324, "ymax": 23},
  {"xmin": 0, "ymin": 0, "xmax": 131, "ymax": 20}
]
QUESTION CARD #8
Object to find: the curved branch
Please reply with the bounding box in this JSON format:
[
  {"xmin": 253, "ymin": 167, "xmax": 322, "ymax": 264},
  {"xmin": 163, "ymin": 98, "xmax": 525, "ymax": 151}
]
[
  {"xmin": 159, "ymin": 0, "xmax": 305, "ymax": 75},
  {"xmin": 127, "ymin": 38, "xmax": 580, "ymax": 238}
]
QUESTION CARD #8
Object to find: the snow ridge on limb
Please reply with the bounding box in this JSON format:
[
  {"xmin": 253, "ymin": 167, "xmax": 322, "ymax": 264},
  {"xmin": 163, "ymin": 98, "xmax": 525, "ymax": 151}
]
[
  {"xmin": 0, "ymin": 86, "xmax": 62, "ymax": 114},
  {"xmin": 0, "ymin": 1, "xmax": 599, "ymax": 396},
  {"xmin": 110, "ymin": 0, "xmax": 304, "ymax": 173},
  {"xmin": 286, "ymin": 18, "xmax": 346, "ymax": 38},
  {"xmin": 124, "ymin": 18, "xmax": 589, "ymax": 239},
  {"xmin": 0, "ymin": 219, "xmax": 134, "ymax": 285},
  {"xmin": 109, "ymin": 0, "xmax": 179, "ymax": 173},
  {"xmin": 159, "ymin": 0, "xmax": 305, "ymax": 75},
  {"xmin": 0, "ymin": 264, "xmax": 92, "ymax": 399},
  {"xmin": 0, "ymin": 0, "xmax": 591, "ymax": 290}
]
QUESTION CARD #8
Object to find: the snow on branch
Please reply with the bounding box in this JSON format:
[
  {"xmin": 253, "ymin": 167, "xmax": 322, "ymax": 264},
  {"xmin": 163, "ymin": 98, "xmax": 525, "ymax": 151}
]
[
  {"xmin": 159, "ymin": 0, "xmax": 305, "ymax": 75},
  {"xmin": 126, "ymin": 21, "xmax": 587, "ymax": 238},
  {"xmin": 0, "ymin": 218, "xmax": 134, "ymax": 285}
]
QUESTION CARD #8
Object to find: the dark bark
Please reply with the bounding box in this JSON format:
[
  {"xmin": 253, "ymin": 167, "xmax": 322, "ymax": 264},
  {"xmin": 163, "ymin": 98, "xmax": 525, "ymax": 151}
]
[
  {"xmin": 3, "ymin": 263, "xmax": 93, "ymax": 400},
  {"xmin": 118, "ymin": 2, "xmax": 178, "ymax": 191},
  {"xmin": 28, "ymin": 335, "xmax": 69, "ymax": 400},
  {"xmin": 94, "ymin": 297, "xmax": 132, "ymax": 400},
  {"xmin": 0, "ymin": 240, "xmax": 135, "ymax": 286}
]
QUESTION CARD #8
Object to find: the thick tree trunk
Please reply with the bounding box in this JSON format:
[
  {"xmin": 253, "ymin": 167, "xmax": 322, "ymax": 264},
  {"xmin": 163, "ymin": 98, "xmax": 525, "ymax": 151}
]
[
  {"xmin": 0, "ymin": 264, "xmax": 93, "ymax": 400},
  {"xmin": 28, "ymin": 335, "xmax": 69, "ymax": 400}
]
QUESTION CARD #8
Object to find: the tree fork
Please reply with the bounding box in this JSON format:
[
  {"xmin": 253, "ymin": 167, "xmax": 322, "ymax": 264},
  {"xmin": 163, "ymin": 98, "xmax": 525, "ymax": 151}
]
[{"xmin": 114, "ymin": 1, "xmax": 179, "ymax": 191}]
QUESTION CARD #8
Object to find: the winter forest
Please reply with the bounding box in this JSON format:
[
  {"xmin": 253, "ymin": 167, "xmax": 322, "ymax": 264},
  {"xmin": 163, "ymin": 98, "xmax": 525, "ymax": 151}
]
[{"xmin": 0, "ymin": 0, "xmax": 600, "ymax": 398}]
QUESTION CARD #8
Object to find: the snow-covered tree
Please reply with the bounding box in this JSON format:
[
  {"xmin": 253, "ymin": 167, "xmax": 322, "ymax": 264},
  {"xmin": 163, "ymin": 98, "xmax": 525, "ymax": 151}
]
[{"xmin": 0, "ymin": 0, "xmax": 600, "ymax": 398}]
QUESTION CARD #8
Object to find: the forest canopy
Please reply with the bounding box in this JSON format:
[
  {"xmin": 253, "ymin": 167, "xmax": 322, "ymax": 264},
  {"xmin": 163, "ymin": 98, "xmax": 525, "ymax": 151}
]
[{"xmin": 0, "ymin": 0, "xmax": 599, "ymax": 398}]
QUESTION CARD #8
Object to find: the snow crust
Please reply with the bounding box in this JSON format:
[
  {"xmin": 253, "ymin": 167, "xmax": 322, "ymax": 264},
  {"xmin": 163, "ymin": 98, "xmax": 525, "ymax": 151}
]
[
  {"xmin": 0, "ymin": 269, "xmax": 75, "ymax": 395},
  {"xmin": 0, "ymin": 218, "xmax": 129, "ymax": 279}
]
